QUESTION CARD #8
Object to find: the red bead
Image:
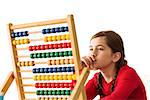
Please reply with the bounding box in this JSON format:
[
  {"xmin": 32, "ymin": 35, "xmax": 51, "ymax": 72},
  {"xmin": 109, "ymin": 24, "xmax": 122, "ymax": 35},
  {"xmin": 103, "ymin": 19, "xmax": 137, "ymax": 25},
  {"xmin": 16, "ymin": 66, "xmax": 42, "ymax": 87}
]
[
  {"xmin": 39, "ymin": 83, "xmax": 43, "ymax": 88},
  {"xmin": 36, "ymin": 45, "xmax": 41, "ymax": 50},
  {"xmin": 67, "ymin": 43, "xmax": 71, "ymax": 48},
  {"xmin": 62, "ymin": 43, "xmax": 67, "ymax": 48},
  {"xmin": 69, "ymin": 83, "xmax": 73, "ymax": 88},
  {"xmin": 44, "ymin": 44, "xmax": 49, "ymax": 50},
  {"xmin": 40, "ymin": 45, "xmax": 45, "ymax": 50},
  {"xmin": 59, "ymin": 83, "xmax": 64, "ymax": 88},
  {"xmin": 47, "ymin": 83, "xmax": 51, "ymax": 88},
  {"xmin": 72, "ymin": 80, "xmax": 76, "ymax": 87},
  {"xmin": 35, "ymin": 83, "xmax": 39, "ymax": 88},
  {"xmin": 29, "ymin": 46, "xmax": 33, "ymax": 51},
  {"xmin": 53, "ymin": 44, "xmax": 58, "ymax": 49},
  {"xmin": 51, "ymin": 83, "xmax": 55, "ymax": 88},
  {"xmin": 48, "ymin": 44, "xmax": 53, "ymax": 49},
  {"xmin": 55, "ymin": 83, "xmax": 60, "ymax": 88},
  {"xmin": 64, "ymin": 83, "xmax": 69, "ymax": 88},
  {"xmin": 43, "ymin": 83, "xmax": 47, "ymax": 88},
  {"xmin": 32, "ymin": 46, "xmax": 36, "ymax": 51},
  {"xmin": 58, "ymin": 43, "xmax": 63, "ymax": 48}
]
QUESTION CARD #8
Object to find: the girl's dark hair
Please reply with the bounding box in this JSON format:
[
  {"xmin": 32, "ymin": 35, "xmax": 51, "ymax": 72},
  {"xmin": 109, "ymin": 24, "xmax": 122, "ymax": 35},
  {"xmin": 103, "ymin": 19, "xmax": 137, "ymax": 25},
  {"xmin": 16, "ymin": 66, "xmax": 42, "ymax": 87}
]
[{"xmin": 91, "ymin": 30, "xmax": 127, "ymax": 96}]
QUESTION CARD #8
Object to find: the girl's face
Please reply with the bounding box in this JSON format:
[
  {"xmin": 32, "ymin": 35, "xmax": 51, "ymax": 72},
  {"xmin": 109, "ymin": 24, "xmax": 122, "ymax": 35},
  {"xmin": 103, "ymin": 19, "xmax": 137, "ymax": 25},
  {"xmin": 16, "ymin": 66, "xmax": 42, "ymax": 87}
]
[{"xmin": 89, "ymin": 36, "xmax": 115, "ymax": 69}]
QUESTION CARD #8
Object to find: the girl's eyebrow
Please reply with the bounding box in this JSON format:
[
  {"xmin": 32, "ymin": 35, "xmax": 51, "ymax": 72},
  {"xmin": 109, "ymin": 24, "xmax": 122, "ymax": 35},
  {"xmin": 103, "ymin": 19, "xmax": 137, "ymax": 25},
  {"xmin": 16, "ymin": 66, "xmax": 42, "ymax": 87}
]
[{"xmin": 89, "ymin": 44, "xmax": 104, "ymax": 47}]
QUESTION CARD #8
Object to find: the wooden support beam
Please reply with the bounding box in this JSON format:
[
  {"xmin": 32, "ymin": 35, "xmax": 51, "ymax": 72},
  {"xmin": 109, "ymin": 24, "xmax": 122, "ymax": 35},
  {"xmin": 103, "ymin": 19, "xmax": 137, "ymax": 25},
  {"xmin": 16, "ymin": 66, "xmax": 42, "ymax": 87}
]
[{"xmin": 0, "ymin": 71, "xmax": 14, "ymax": 95}]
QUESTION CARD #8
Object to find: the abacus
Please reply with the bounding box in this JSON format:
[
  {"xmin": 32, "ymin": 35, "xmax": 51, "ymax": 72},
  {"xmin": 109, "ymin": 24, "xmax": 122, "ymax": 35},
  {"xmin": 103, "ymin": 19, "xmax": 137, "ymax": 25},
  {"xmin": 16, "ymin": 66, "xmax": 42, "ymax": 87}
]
[{"xmin": 3, "ymin": 15, "xmax": 89, "ymax": 100}]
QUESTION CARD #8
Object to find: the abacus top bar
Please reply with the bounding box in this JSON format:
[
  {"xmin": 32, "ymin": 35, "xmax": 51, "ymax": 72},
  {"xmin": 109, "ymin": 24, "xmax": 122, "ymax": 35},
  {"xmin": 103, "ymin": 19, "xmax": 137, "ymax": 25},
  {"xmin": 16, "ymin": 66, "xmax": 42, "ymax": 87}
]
[{"xmin": 10, "ymin": 18, "xmax": 67, "ymax": 30}]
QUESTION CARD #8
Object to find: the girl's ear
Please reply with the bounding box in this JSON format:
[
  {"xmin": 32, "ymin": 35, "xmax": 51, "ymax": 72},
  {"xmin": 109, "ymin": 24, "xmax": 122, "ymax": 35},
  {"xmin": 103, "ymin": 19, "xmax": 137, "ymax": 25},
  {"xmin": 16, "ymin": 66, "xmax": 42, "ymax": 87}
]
[{"xmin": 112, "ymin": 52, "xmax": 121, "ymax": 62}]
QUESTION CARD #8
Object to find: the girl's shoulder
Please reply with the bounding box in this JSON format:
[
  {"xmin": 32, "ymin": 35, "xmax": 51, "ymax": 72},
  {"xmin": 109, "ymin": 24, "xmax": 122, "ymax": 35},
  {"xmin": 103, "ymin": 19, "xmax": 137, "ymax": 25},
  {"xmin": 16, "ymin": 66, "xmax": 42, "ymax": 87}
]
[{"xmin": 117, "ymin": 64, "xmax": 140, "ymax": 80}]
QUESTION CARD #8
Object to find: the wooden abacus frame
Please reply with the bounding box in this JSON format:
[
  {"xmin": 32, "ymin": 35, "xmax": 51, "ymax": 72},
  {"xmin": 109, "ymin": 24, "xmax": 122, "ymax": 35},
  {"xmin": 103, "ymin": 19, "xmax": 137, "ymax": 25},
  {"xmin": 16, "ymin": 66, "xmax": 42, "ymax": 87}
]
[{"xmin": 0, "ymin": 15, "xmax": 90, "ymax": 100}]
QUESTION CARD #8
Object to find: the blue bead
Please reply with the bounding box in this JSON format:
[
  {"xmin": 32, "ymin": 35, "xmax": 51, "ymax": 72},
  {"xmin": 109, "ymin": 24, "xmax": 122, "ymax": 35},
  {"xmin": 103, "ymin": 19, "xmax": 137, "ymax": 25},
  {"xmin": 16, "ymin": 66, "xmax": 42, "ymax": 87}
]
[
  {"xmin": 60, "ymin": 27, "xmax": 65, "ymax": 32},
  {"xmin": 11, "ymin": 32, "xmax": 15, "ymax": 38},
  {"xmin": 51, "ymin": 28, "xmax": 56, "ymax": 33},
  {"xmin": 36, "ymin": 68, "xmax": 40, "ymax": 73},
  {"xmin": 53, "ymin": 68, "xmax": 57, "ymax": 72},
  {"xmin": 19, "ymin": 32, "xmax": 23, "ymax": 37},
  {"xmin": 44, "ymin": 68, "xmax": 49, "ymax": 73},
  {"xmin": 66, "ymin": 67, "xmax": 71, "ymax": 72},
  {"xmin": 55, "ymin": 27, "xmax": 60, "ymax": 33},
  {"xmin": 42, "ymin": 29, "xmax": 46, "ymax": 34},
  {"xmin": 39, "ymin": 68, "xmax": 44, "ymax": 73},
  {"xmin": 64, "ymin": 26, "xmax": 69, "ymax": 32},
  {"xmin": 56, "ymin": 67, "xmax": 61, "ymax": 72},
  {"xmin": 48, "ymin": 68, "xmax": 53, "ymax": 73},
  {"xmin": 70, "ymin": 67, "xmax": 75, "ymax": 72},
  {"xmin": 61, "ymin": 67, "xmax": 66, "ymax": 72},
  {"xmin": 32, "ymin": 68, "xmax": 36, "ymax": 73},
  {"xmin": 15, "ymin": 32, "xmax": 19, "ymax": 37},
  {"xmin": 45, "ymin": 28, "xmax": 50, "ymax": 33}
]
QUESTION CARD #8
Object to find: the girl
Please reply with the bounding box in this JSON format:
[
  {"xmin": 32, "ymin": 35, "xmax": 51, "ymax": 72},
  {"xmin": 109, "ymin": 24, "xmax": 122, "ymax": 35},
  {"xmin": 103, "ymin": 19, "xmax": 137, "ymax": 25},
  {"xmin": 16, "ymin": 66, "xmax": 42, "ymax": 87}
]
[{"xmin": 81, "ymin": 31, "xmax": 147, "ymax": 100}]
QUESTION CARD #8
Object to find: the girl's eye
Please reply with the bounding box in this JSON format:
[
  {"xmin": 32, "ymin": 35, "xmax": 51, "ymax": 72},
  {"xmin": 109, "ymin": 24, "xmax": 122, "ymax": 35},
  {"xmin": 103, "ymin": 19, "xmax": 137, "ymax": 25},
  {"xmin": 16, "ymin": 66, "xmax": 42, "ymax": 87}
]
[
  {"xmin": 89, "ymin": 48, "xmax": 93, "ymax": 51},
  {"xmin": 97, "ymin": 48, "xmax": 104, "ymax": 50}
]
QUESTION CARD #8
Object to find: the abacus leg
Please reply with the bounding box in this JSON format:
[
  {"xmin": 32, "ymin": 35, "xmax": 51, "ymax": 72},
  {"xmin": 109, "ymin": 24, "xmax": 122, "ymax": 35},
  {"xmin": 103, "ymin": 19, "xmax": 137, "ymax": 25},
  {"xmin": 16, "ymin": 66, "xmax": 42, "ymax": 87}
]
[
  {"xmin": 0, "ymin": 71, "xmax": 15, "ymax": 100},
  {"xmin": 69, "ymin": 68, "xmax": 90, "ymax": 100}
]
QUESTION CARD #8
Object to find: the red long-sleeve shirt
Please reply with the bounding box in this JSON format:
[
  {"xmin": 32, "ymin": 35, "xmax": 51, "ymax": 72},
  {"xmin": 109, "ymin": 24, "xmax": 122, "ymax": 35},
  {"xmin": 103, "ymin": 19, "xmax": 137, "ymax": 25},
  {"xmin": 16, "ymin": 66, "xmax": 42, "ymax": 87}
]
[{"xmin": 85, "ymin": 65, "xmax": 147, "ymax": 100}]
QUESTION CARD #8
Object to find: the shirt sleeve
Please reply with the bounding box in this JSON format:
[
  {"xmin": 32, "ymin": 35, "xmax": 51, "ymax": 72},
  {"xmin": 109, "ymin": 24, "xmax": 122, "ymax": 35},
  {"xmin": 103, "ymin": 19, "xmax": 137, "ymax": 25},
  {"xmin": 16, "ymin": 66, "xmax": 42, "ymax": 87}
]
[
  {"xmin": 101, "ymin": 68, "xmax": 140, "ymax": 100},
  {"xmin": 85, "ymin": 73, "xmax": 99, "ymax": 100}
]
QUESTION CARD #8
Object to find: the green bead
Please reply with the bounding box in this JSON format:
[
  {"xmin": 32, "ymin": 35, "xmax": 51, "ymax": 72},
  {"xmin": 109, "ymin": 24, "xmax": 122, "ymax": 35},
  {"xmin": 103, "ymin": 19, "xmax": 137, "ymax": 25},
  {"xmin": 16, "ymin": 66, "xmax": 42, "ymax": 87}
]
[
  {"xmin": 41, "ymin": 53, "xmax": 46, "ymax": 58},
  {"xmin": 65, "ymin": 90, "xmax": 70, "ymax": 95},
  {"xmin": 44, "ymin": 90, "xmax": 48, "ymax": 95},
  {"xmin": 68, "ymin": 51, "xmax": 72, "ymax": 56},
  {"xmin": 54, "ymin": 52, "xmax": 59, "ymax": 57},
  {"xmin": 63, "ymin": 51, "xmax": 68, "ymax": 56},
  {"xmin": 40, "ymin": 90, "xmax": 44, "ymax": 95},
  {"xmin": 36, "ymin": 90, "xmax": 40, "ymax": 95},
  {"xmin": 70, "ymin": 90, "xmax": 72, "ymax": 94},
  {"xmin": 56, "ymin": 90, "xmax": 61, "ymax": 95},
  {"xmin": 46, "ymin": 52, "xmax": 50, "ymax": 58},
  {"xmin": 61, "ymin": 90, "xmax": 65, "ymax": 95},
  {"xmin": 37, "ymin": 53, "xmax": 41, "ymax": 58},
  {"xmin": 30, "ymin": 54, "xmax": 34, "ymax": 59},
  {"xmin": 52, "ymin": 90, "xmax": 56, "ymax": 95},
  {"xmin": 48, "ymin": 90, "xmax": 51, "ymax": 95},
  {"xmin": 33, "ymin": 53, "xmax": 37, "ymax": 58},
  {"xmin": 59, "ymin": 52, "xmax": 63, "ymax": 57},
  {"xmin": 50, "ymin": 52, "xmax": 54, "ymax": 57}
]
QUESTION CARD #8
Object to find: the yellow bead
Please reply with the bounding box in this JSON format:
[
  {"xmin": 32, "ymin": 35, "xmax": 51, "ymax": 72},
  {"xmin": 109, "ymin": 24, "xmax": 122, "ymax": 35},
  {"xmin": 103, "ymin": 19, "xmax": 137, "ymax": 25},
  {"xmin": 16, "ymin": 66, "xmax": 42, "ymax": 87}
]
[
  {"xmin": 20, "ymin": 62, "xmax": 25, "ymax": 66},
  {"xmin": 69, "ymin": 58, "xmax": 74, "ymax": 64},
  {"xmin": 53, "ymin": 75, "xmax": 58, "ymax": 80},
  {"xmin": 65, "ymin": 34, "xmax": 70, "ymax": 40},
  {"xmin": 64, "ymin": 59, "xmax": 69, "ymax": 64},
  {"xmin": 41, "ymin": 75, "xmax": 45, "ymax": 80},
  {"xmin": 17, "ymin": 62, "xmax": 21, "ymax": 67},
  {"xmin": 63, "ymin": 74, "xmax": 67, "ymax": 80},
  {"xmin": 45, "ymin": 75, "xmax": 49, "ymax": 80},
  {"xmin": 45, "ymin": 98, "xmax": 49, "ymax": 100},
  {"xmin": 16, "ymin": 40, "xmax": 20, "ymax": 45},
  {"xmin": 60, "ymin": 59, "xmax": 64, "ymax": 65},
  {"xmin": 55, "ymin": 59, "xmax": 60, "ymax": 65},
  {"xmin": 57, "ymin": 98, "xmax": 62, "ymax": 100},
  {"xmin": 48, "ymin": 60, "xmax": 51, "ymax": 65},
  {"xmin": 67, "ymin": 74, "xmax": 72, "ymax": 80},
  {"xmin": 48, "ymin": 36, "xmax": 52, "ymax": 42},
  {"xmin": 12, "ymin": 40, "xmax": 16, "ymax": 45},
  {"xmin": 20, "ymin": 39, "xmax": 24, "ymax": 44},
  {"xmin": 49, "ymin": 75, "xmax": 54, "ymax": 80},
  {"xmin": 52, "ymin": 36, "xmax": 56, "ymax": 41},
  {"xmin": 29, "ymin": 61, "xmax": 34, "ymax": 66},
  {"xmin": 61, "ymin": 35, "xmax": 66, "ymax": 40},
  {"xmin": 25, "ymin": 61, "xmax": 29, "ymax": 66},
  {"xmin": 56, "ymin": 35, "xmax": 61, "ymax": 41},
  {"xmin": 37, "ymin": 75, "xmax": 41, "ymax": 80},
  {"xmin": 58, "ymin": 75, "xmax": 63, "ymax": 80},
  {"xmin": 24, "ymin": 39, "xmax": 29, "ymax": 44},
  {"xmin": 72, "ymin": 74, "xmax": 76, "ymax": 80},
  {"xmin": 49, "ymin": 98, "xmax": 53, "ymax": 100},
  {"xmin": 44, "ymin": 36, "xmax": 48, "ymax": 42},
  {"xmin": 52, "ymin": 98, "xmax": 57, "ymax": 100},
  {"xmin": 33, "ymin": 76, "xmax": 37, "ymax": 80},
  {"xmin": 51, "ymin": 60, "xmax": 56, "ymax": 65}
]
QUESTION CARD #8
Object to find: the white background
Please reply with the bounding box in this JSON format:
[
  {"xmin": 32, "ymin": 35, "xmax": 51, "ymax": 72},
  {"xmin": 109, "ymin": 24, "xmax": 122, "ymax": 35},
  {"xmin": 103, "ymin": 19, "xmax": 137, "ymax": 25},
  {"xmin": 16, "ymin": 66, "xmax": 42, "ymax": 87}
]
[{"xmin": 0, "ymin": 0, "xmax": 150, "ymax": 99}]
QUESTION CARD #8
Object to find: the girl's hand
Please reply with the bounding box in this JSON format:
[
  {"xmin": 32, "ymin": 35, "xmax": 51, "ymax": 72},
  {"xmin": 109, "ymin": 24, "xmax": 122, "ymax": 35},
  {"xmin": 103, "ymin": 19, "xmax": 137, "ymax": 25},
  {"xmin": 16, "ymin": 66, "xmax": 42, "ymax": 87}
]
[{"xmin": 81, "ymin": 54, "xmax": 96, "ymax": 69}]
